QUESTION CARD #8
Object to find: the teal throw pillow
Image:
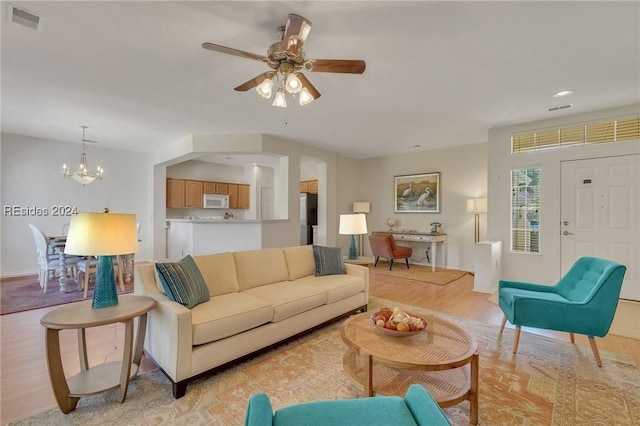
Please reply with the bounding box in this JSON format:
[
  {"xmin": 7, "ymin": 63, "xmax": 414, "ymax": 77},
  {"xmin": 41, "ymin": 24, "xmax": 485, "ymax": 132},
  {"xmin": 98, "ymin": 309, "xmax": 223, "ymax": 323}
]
[
  {"xmin": 313, "ymin": 245, "xmax": 345, "ymax": 276},
  {"xmin": 155, "ymin": 255, "xmax": 210, "ymax": 308}
]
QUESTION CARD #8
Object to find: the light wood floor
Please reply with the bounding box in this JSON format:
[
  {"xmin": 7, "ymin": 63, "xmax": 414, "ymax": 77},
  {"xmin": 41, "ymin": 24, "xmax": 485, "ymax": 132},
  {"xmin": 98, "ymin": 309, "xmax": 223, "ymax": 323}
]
[{"xmin": 1, "ymin": 273, "xmax": 638, "ymax": 424}]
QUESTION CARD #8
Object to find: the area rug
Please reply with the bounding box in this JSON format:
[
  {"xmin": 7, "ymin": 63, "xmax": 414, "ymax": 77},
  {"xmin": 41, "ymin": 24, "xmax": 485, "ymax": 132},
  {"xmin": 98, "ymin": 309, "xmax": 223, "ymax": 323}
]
[
  {"xmin": 12, "ymin": 299, "xmax": 640, "ymax": 425},
  {"xmin": 368, "ymin": 261, "xmax": 468, "ymax": 285},
  {"xmin": 0, "ymin": 275, "xmax": 134, "ymax": 315}
]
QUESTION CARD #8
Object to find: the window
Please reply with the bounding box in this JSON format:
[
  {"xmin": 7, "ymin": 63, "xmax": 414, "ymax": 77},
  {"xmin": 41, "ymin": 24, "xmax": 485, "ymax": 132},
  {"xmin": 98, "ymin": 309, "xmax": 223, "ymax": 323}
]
[
  {"xmin": 511, "ymin": 116, "xmax": 639, "ymax": 153},
  {"xmin": 511, "ymin": 167, "xmax": 540, "ymax": 253}
]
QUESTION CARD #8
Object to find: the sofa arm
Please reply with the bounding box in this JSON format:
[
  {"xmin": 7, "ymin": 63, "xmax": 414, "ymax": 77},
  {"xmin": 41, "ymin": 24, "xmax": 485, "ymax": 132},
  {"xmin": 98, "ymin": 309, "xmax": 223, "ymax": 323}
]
[
  {"xmin": 344, "ymin": 263, "xmax": 370, "ymax": 303},
  {"xmin": 244, "ymin": 393, "xmax": 274, "ymax": 426},
  {"xmin": 144, "ymin": 298, "xmax": 193, "ymax": 382},
  {"xmin": 136, "ymin": 262, "xmax": 193, "ymax": 381}
]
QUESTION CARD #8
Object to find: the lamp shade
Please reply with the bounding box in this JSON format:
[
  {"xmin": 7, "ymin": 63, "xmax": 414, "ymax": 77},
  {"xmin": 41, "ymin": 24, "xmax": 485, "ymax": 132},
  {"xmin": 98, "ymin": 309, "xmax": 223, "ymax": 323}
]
[
  {"xmin": 466, "ymin": 198, "xmax": 488, "ymax": 213},
  {"xmin": 352, "ymin": 202, "xmax": 371, "ymax": 213},
  {"xmin": 339, "ymin": 213, "xmax": 368, "ymax": 235},
  {"xmin": 65, "ymin": 212, "xmax": 138, "ymax": 256}
]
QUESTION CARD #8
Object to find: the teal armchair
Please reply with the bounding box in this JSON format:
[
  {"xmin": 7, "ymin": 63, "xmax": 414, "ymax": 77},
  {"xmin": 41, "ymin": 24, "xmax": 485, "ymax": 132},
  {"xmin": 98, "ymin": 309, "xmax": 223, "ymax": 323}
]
[
  {"xmin": 498, "ymin": 256, "xmax": 626, "ymax": 366},
  {"xmin": 244, "ymin": 384, "xmax": 451, "ymax": 426}
]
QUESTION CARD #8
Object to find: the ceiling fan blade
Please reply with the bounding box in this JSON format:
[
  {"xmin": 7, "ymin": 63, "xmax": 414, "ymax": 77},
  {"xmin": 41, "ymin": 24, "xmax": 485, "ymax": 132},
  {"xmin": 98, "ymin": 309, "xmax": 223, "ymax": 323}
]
[
  {"xmin": 296, "ymin": 73, "xmax": 321, "ymax": 100},
  {"xmin": 202, "ymin": 42, "xmax": 267, "ymax": 62},
  {"xmin": 305, "ymin": 59, "xmax": 366, "ymax": 74},
  {"xmin": 282, "ymin": 14, "xmax": 312, "ymax": 56},
  {"xmin": 234, "ymin": 72, "xmax": 275, "ymax": 92}
]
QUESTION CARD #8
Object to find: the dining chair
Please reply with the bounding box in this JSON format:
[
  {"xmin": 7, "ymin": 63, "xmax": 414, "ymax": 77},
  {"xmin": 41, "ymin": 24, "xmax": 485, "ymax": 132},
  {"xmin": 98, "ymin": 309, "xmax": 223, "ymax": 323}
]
[
  {"xmin": 77, "ymin": 255, "xmax": 125, "ymax": 298},
  {"xmin": 28, "ymin": 224, "xmax": 80, "ymax": 293}
]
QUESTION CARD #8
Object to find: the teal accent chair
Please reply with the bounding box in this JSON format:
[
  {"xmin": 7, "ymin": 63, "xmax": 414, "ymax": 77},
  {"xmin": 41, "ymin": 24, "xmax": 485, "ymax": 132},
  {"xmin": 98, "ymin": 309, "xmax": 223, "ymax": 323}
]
[
  {"xmin": 244, "ymin": 384, "xmax": 451, "ymax": 426},
  {"xmin": 498, "ymin": 256, "xmax": 627, "ymax": 366}
]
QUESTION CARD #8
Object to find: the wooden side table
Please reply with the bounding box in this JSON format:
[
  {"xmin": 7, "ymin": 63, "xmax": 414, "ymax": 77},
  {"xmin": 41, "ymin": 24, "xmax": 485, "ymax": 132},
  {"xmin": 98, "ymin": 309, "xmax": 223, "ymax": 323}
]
[{"xmin": 40, "ymin": 295, "xmax": 156, "ymax": 413}]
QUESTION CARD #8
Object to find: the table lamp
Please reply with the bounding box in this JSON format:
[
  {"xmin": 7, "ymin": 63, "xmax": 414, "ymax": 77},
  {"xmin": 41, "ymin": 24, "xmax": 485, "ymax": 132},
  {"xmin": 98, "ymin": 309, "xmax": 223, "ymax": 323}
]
[
  {"xmin": 466, "ymin": 198, "xmax": 487, "ymax": 243},
  {"xmin": 339, "ymin": 213, "xmax": 368, "ymax": 260},
  {"xmin": 64, "ymin": 209, "xmax": 138, "ymax": 309}
]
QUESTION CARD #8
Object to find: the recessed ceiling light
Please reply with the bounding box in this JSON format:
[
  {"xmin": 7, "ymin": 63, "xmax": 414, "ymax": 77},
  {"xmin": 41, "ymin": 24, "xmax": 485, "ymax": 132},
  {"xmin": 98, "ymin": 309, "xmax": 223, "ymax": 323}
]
[{"xmin": 552, "ymin": 90, "xmax": 573, "ymax": 98}]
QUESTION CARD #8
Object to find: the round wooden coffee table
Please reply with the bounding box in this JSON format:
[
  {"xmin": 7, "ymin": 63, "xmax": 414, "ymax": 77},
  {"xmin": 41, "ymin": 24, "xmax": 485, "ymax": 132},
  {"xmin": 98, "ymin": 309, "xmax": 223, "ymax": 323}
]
[{"xmin": 341, "ymin": 311, "xmax": 478, "ymax": 425}]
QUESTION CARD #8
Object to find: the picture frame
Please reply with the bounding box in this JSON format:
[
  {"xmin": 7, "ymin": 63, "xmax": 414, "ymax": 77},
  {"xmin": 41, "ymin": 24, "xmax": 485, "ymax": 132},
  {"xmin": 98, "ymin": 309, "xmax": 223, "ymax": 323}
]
[{"xmin": 394, "ymin": 172, "xmax": 440, "ymax": 213}]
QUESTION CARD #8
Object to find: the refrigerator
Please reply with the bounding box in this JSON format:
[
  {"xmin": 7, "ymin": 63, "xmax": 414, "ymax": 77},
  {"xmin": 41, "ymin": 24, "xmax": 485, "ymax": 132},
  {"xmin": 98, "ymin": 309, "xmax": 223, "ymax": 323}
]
[{"xmin": 300, "ymin": 193, "xmax": 318, "ymax": 245}]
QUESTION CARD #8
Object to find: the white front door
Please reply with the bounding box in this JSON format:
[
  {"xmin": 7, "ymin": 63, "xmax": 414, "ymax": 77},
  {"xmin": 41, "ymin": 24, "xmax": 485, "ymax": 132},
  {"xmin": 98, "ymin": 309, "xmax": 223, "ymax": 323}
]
[{"xmin": 560, "ymin": 154, "xmax": 639, "ymax": 301}]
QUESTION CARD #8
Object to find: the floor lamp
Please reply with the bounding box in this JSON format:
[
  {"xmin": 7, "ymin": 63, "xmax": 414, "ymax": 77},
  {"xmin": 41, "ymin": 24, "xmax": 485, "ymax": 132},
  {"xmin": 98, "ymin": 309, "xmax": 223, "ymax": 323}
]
[
  {"xmin": 352, "ymin": 202, "xmax": 370, "ymax": 256},
  {"xmin": 64, "ymin": 209, "xmax": 138, "ymax": 309},
  {"xmin": 466, "ymin": 198, "xmax": 487, "ymax": 243},
  {"xmin": 339, "ymin": 213, "xmax": 368, "ymax": 260}
]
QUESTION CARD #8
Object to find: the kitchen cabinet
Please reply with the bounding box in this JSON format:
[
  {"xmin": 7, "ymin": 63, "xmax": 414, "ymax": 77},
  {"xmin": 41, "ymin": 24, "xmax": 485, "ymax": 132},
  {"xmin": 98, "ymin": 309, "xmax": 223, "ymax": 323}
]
[
  {"xmin": 228, "ymin": 184, "xmax": 238, "ymax": 209},
  {"xmin": 167, "ymin": 178, "xmax": 249, "ymax": 209},
  {"xmin": 185, "ymin": 180, "xmax": 203, "ymax": 208},
  {"xmin": 216, "ymin": 183, "xmax": 229, "ymax": 195},
  {"xmin": 238, "ymin": 184, "xmax": 250, "ymax": 209},
  {"xmin": 300, "ymin": 180, "xmax": 318, "ymax": 194},
  {"xmin": 203, "ymin": 182, "xmax": 217, "ymax": 194},
  {"xmin": 167, "ymin": 178, "xmax": 186, "ymax": 208}
]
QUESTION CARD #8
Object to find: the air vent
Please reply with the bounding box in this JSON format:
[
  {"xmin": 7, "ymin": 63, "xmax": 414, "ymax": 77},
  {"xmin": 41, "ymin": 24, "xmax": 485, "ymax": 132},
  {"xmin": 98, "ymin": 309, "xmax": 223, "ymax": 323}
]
[
  {"xmin": 8, "ymin": 4, "xmax": 42, "ymax": 30},
  {"xmin": 547, "ymin": 104, "xmax": 572, "ymax": 112}
]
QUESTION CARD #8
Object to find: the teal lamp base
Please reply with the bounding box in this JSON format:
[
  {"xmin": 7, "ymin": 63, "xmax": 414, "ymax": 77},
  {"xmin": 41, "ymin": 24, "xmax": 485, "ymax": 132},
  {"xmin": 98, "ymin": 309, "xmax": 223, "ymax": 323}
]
[
  {"xmin": 348, "ymin": 234, "xmax": 358, "ymax": 260},
  {"xmin": 92, "ymin": 255, "xmax": 119, "ymax": 309}
]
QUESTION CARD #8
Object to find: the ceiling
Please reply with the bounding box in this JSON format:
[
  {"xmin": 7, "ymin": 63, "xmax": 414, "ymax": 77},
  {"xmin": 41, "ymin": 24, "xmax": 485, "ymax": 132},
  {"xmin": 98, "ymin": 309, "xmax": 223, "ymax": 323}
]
[{"xmin": 2, "ymin": 1, "xmax": 639, "ymax": 160}]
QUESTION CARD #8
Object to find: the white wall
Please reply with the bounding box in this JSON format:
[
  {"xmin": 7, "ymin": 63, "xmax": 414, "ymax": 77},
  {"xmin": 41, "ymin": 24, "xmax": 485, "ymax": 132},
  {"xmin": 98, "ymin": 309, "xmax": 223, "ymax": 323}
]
[
  {"xmin": 357, "ymin": 143, "xmax": 488, "ymax": 271},
  {"xmin": 488, "ymin": 104, "xmax": 640, "ymax": 284},
  {"xmin": 1, "ymin": 133, "xmax": 152, "ymax": 277}
]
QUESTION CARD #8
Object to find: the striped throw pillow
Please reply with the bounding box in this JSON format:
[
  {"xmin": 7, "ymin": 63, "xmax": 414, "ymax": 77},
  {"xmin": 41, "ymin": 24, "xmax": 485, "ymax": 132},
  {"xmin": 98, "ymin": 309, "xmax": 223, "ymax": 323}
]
[
  {"xmin": 155, "ymin": 255, "xmax": 210, "ymax": 308},
  {"xmin": 312, "ymin": 245, "xmax": 345, "ymax": 276}
]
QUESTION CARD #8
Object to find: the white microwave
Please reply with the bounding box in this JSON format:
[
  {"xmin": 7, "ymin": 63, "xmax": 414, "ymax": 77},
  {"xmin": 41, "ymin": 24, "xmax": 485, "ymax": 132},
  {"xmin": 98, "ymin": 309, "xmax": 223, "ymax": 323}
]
[{"xmin": 203, "ymin": 194, "xmax": 229, "ymax": 209}]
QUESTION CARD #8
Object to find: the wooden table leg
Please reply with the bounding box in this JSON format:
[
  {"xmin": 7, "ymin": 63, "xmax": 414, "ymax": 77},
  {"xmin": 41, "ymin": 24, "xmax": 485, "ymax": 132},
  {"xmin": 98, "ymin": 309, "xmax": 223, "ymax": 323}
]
[
  {"xmin": 469, "ymin": 351, "xmax": 479, "ymax": 425},
  {"xmin": 132, "ymin": 314, "xmax": 148, "ymax": 365},
  {"xmin": 364, "ymin": 354, "xmax": 374, "ymax": 397},
  {"xmin": 117, "ymin": 319, "xmax": 135, "ymax": 403},
  {"xmin": 45, "ymin": 328, "xmax": 79, "ymax": 413},
  {"xmin": 77, "ymin": 328, "xmax": 89, "ymax": 371}
]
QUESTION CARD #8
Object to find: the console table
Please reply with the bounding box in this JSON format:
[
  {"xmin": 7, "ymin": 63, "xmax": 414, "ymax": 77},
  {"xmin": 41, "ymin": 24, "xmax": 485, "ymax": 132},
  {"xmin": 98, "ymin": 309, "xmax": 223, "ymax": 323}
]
[{"xmin": 375, "ymin": 231, "xmax": 447, "ymax": 272}]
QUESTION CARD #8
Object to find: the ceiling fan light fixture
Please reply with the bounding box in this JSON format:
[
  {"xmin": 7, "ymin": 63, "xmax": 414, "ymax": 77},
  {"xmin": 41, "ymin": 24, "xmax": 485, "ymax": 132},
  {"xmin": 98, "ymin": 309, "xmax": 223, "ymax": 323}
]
[
  {"xmin": 256, "ymin": 77, "xmax": 275, "ymax": 99},
  {"xmin": 299, "ymin": 86, "xmax": 316, "ymax": 106},
  {"xmin": 285, "ymin": 73, "xmax": 302, "ymax": 93},
  {"xmin": 272, "ymin": 87, "xmax": 287, "ymax": 108}
]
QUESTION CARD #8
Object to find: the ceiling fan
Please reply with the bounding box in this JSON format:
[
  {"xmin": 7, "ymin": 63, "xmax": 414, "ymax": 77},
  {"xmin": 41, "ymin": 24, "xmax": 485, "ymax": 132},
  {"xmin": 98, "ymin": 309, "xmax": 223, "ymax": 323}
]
[{"xmin": 202, "ymin": 14, "xmax": 366, "ymax": 107}]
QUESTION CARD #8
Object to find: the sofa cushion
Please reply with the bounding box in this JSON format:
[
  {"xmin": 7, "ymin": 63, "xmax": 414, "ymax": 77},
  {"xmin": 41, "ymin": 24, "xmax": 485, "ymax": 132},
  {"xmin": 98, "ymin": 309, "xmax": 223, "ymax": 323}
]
[
  {"xmin": 312, "ymin": 245, "xmax": 345, "ymax": 276},
  {"xmin": 243, "ymin": 281, "xmax": 327, "ymax": 322},
  {"xmin": 155, "ymin": 255, "xmax": 210, "ymax": 309},
  {"xmin": 296, "ymin": 274, "xmax": 366, "ymax": 304},
  {"xmin": 283, "ymin": 245, "xmax": 316, "ymax": 280},
  {"xmin": 234, "ymin": 248, "xmax": 290, "ymax": 291},
  {"xmin": 193, "ymin": 252, "xmax": 239, "ymax": 296},
  {"xmin": 191, "ymin": 292, "xmax": 273, "ymax": 345}
]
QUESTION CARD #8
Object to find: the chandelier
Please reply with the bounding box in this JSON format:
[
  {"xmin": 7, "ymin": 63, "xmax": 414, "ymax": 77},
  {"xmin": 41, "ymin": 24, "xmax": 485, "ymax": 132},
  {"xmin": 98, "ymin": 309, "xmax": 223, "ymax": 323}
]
[{"xmin": 61, "ymin": 126, "xmax": 103, "ymax": 185}]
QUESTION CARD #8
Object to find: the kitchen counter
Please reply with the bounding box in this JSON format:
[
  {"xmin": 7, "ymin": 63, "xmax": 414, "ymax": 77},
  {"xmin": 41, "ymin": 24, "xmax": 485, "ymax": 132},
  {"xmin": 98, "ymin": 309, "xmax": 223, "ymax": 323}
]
[{"xmin": 166, "ymin": 219, "xmax": 287, "ymax": 258}]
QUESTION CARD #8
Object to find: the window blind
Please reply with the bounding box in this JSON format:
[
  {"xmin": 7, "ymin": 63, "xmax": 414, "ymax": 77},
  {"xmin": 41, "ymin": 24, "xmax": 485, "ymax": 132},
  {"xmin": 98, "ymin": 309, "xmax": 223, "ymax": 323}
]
[{"xmin": 512, "ymin": 116, "xmax": 639, "ymax": 153}]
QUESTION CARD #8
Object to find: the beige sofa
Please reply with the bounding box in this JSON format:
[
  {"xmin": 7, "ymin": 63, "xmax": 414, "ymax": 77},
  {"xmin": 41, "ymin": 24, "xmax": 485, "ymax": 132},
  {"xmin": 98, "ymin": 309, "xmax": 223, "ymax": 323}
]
[{"xmin": 135, "ymin": 245, "xmax": 369, "ymax": 398}]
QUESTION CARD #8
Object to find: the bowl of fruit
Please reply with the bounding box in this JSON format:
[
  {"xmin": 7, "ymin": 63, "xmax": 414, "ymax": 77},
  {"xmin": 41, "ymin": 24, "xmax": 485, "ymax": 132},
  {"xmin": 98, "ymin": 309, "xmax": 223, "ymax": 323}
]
[{"xmin": 370, "ymin": 307, "xmax": 427, "ymax": 337}]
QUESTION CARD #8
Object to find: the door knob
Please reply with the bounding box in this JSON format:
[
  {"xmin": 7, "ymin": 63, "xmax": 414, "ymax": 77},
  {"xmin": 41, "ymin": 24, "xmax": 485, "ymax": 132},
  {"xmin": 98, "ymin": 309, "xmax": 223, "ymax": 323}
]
[{"xmin": 563, "ymin": 230, "xmax": 574, "ymax": 236}]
